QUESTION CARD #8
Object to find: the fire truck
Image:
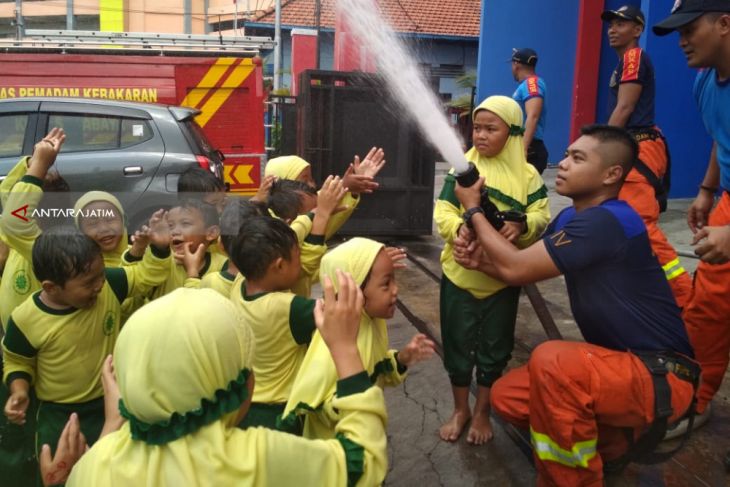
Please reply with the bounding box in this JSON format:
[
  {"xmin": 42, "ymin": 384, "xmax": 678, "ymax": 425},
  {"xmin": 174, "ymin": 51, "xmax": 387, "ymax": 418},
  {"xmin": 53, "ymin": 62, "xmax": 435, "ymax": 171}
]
[{"xmin": 0, "ymin": 30, "xmax": 274, "ymax": 195}]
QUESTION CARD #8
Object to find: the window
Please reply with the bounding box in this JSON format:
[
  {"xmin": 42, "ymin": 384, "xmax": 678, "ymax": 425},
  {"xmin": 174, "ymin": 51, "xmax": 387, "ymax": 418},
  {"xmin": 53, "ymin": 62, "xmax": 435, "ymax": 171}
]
[
  {"xmin": 0, "ymin": 114, "xmax": 28, "ymax": 158},
  {"xmin": 48, "ymin": 114, "xmax": 153, "ymax": 152}
]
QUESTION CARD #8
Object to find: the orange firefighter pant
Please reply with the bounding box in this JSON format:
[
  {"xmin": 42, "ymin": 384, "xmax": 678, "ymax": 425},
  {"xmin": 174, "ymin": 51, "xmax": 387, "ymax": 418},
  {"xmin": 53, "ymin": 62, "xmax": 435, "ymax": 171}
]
[
  {"xmin": 683, "ymin": 192, "xmax": 730, "ymax": 414},
  {"xmin": 619, "ymin": 136, "xmax": 692, "ymax": 308},
  {"xmin": 491, "ymin": 341, "xmax": 695, "ymax": 487}
]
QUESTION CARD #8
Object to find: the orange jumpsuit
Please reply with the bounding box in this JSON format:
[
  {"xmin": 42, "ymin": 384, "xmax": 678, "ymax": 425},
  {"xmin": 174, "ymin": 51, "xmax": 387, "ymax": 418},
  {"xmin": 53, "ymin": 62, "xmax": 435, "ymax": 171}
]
[
  {"xmin": 683, "ymin": 192, "xmax": 730, "ymax": 414},
  {"xmin": 619, "ymin": 134, "xmax": 692, "ymax": 308},
  {"xmin": 492, "ymin": 341, "xmax": 695, "ymax": 486}
]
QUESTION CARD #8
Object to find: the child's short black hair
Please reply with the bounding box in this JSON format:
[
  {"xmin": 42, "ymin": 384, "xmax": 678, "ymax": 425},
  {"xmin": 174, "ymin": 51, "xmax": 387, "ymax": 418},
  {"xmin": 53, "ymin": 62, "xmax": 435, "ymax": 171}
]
[
  {"xmin": 268, "ymin": 179, "xmax": 317, "ymax": 221},
  {"xmin": 580, "ymin": 124, "xmax": 638, "ymax": 177},
  {"xmin": 177, "ymin": 166, "xmax": 226, "ymax": 194},
  {"xmin": 230, "ymin": 215, "xmax": 298, "ymax": 281},
  {"xmin": 38, "ymin": 171, "xmax": 72, "ymax": 230},
  {"xmin": 32, "ymin": 226, "xmax": 102, "ymax": 286},
  {"xmin": 173, "ymin": 197, "xmax": 220, "ymax": 228},
  {"xmin": 219, "ymin": 198, "xmax": 268, "ymax": 255}
]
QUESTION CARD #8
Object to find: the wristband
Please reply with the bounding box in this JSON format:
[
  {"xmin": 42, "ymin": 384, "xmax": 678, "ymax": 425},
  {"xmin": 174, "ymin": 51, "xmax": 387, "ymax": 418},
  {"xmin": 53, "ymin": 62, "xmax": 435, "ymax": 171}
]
[
  {"xmin": 463, "ymin": 206, "xmax": 485, "ymax": 227},
  {"xmin": 700, "ymin": 185, "xmax": 718, "ymax": 194}
]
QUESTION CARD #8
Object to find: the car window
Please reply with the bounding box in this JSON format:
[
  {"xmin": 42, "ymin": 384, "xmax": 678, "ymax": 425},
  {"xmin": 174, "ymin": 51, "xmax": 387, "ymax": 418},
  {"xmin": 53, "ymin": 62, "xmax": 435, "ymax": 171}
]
[
  {"xmin": 48, "ymin": 114, "xmax": 153, "ymax": 152},
  {"xmin": 0, "ymin": 113, "xmax": 29, "ymax": 158},
  {"xmin": 184, "ymin": 120, "xmax": 214, "ymax": 154}
]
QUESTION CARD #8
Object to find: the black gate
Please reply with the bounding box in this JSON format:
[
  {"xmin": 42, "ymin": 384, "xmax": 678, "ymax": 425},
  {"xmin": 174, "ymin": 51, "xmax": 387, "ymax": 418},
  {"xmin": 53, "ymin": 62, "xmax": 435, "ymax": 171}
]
[{"xmin": 297, "ymin": 70, "xmax": 437, "ymax": 236}]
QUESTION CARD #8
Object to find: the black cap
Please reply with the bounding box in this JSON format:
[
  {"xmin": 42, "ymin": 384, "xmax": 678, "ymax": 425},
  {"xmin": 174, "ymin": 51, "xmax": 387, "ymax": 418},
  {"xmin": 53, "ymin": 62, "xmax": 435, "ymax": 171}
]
[
  {"xmin": 511, "ymin": 48, "xmax": 538, "ymax": 66},
  {"xmin": 601, "ymin": 5, "xmax": 646, "ymax": 26},
  {"xmin": 653, "ymin": 0, "xmax": 730, "ymax": 36}
]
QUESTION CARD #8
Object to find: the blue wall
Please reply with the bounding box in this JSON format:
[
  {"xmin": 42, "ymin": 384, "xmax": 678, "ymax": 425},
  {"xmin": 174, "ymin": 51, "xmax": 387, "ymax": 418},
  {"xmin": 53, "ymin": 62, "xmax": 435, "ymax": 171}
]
[{"xmin": 476, "ymin": 0, "xmax": 580, "ymax": 165}]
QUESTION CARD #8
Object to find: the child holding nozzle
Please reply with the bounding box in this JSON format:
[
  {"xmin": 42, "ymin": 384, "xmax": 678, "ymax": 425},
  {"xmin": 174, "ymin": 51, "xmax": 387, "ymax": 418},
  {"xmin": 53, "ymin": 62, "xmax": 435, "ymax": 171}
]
[{"xmin": 434, "ymin": 96, "xmax": 550, "ymax": 445}]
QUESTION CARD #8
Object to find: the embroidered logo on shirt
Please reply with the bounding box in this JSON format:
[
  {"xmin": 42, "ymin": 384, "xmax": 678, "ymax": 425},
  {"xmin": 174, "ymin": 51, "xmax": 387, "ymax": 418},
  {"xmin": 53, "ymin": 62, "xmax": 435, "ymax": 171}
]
[
  {"xmin": 621, "ymin": 48, "xmax": 642, "ymax": 82},
  {"xmin": 549, "ymin": 230, "xmax": 572, "ymax": 247},
  {"xmin": 103, "ymin": 311, "xmax": 117, "ymax": 336},
  {"xmin": 13, "ymin": 269, "xmax": 30, "ymax": 295}
]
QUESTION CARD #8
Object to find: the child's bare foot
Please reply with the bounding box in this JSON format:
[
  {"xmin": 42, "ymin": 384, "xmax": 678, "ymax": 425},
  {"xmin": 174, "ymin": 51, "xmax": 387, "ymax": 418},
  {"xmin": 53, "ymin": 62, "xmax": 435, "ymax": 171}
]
[
  {"xmin": 439, "ymin": 410, "xmax": 471, "ymax": 442},
  {"xmin": 466, "ymin": 411, "xmax": 493, "ymax": 445}
]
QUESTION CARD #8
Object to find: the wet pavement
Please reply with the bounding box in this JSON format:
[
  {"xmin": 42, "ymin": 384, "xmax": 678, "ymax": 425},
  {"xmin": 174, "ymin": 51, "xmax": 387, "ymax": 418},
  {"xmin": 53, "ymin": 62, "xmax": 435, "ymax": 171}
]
[{"xmin": 363, "ymin": 166, "xmax": 729, "ymax": 486}]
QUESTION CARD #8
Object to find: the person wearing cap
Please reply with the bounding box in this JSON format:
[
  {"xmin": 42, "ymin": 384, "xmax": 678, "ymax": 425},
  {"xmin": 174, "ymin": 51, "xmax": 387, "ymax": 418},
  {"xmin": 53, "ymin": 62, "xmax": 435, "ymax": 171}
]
[
  {"xmin": 511, "ymin": 48, "xmax": 549, "ymax": 174},
  {"xmin": 602, "ymin": 5, "xmax": 693, "ymax": 310},
  {"xmin": 653, "ymin": 0, "xmax": 730, "ymax": 435}
]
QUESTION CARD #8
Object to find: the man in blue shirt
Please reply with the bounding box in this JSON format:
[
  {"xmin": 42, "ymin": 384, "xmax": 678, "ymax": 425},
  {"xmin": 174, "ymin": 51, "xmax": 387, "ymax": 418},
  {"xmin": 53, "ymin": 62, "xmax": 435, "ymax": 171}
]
[
  {"xmin": 453, "ymin": 125, "xmax": 698, "ymax": 485},
  {"xmin": 511, "ymin": 48, "xmax": 549, "ymax": 174},
  {"xmin": 654, "ymin": 0, "xmax": 730, "ymax": 429}
]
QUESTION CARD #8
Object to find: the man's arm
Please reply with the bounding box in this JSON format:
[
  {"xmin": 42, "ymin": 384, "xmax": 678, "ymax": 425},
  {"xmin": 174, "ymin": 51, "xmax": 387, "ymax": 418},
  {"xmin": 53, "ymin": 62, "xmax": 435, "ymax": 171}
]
[
  {"xmin": 454, "ymin": 176, "xmax": 560, "ymax": 286},
  {"xmin": 523, "ymin": 97, "xmax": 543, "ymax": 151},
  {"xmin": 607, "ymin": 82, "xmax": 642, "ymax": 127},
  {"xmin": 688, "ymin": 143, "xmax": 720, "ymax": 233}
]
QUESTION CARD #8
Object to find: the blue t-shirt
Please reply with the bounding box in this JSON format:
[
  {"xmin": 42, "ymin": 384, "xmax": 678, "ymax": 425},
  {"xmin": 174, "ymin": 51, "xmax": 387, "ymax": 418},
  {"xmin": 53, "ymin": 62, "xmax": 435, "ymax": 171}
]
[
  {"xmin": 543, "ymin": 200, "xmax": 692, "ymax": 356},
  {"xmin": 607, "ymin": 47, "xmax": 655, "ymax": 129},
  {"xmin": 694, "ymin": 68, "xmax": 730, "ymax": 191},
  {"xmin": 512, "ymin": 75, "xmax": 547, "ymax": 141}
]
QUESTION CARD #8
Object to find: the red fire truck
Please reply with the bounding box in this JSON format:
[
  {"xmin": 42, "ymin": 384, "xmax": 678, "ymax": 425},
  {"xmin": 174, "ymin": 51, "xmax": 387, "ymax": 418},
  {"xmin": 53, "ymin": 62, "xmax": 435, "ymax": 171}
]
[{"xmin": 0, "ymin": 31, "xmax": 273, "ymax": 195}]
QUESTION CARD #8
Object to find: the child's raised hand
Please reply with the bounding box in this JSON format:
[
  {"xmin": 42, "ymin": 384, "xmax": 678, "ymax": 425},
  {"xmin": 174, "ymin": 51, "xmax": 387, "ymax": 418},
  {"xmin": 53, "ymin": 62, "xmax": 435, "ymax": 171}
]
[
  {"xmin": 251, "ymin": 175, "xmax": 276, "ymax": 203},
  {"xmin": 314, "ymin": 270, "xmax": 365, "ymax": 379},
  {"xmin": 28, "ymin": 128, "xmax": 66, "ymax": 179},
  {"xmin": 352, "ymin": 147, "xmax": 386, "ymax": 179},
  {"xmin": 342, "ymin": 164, "xmax": 379, "ymax": 195},
  {"xmin": 100, "ymin": 355, "xmax": 124, "ymax": 438},
  {"xmin": 129, "ymin": 226, "xmax": 151, "ymax": 258},
  {"xmin": 146, "ymin": 209, "xmax": 170, "ymax": 250},
  {"xmin": 4, "ymin": 389, "xmax": 29, "ymax": 425},
  {"xmin": 39, "ymin": 413, "xmax": 87, "ymax": 487},
  {"xmin": 316, "ymin": 175, "xmax": 348, "ymax": 216},
  {"xmin": 385, "ymin": 246, "xmax": 407, "ymax": 270},
  {"xmin": 176, "ymin": 242, "xmax": 206, "ymax": 277},
  {"xmin": 398, "ymin": 333, "xmax": 436, "ymax": 367}
]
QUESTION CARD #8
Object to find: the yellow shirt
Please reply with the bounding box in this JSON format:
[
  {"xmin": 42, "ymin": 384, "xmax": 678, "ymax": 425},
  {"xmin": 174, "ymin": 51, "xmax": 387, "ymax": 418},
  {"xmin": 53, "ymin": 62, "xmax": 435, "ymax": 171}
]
[
  {"xmin": 2, "ymin": 247, "xmax": 171, "ymax": 403},
  {"xmin": 199, "ymin": 262, "xmax": 238, "ymax": 298},
  {"xmin": 231, "ymin": 278, "xmax": 316, "ymax": 404},
  {"xmin": 434, "ymin": 164, "xmax": 550, "ymax": 299},
  {"xmin": 67, "ymin": 378, "xmax": 388, "ymax": 487},
  {"xmin": 291, "ymin": 236, "xmax": 327, "ymax": 298}
]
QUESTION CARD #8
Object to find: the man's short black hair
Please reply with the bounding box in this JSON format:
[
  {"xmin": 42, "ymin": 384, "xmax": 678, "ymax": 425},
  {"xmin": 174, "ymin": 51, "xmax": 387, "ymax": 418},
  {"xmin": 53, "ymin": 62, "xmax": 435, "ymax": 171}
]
[
  {"xmin": 177, "ymin": 166, "xmax": 226, "ymax": 194},
  {"xmin": 580, "ymin": 124, "xmax": 638, "ymax": 177},
  {"xmin": 173, "ymin": 197, "xmax": 220, "ymax": 228},
  {"xmin": 219, "ymin": 198, "xmax": 268, "ymax": 256},
  {"xmin": 229, "ymin": 215, "xmax": 297, "ymax": 281},
  {"xmin": 268, "ymin": 179, "xmax": 317, "ymax": 221},
  {"xmin": 32, "ymin": 226, "xmax": 102, "ymax": 286}
]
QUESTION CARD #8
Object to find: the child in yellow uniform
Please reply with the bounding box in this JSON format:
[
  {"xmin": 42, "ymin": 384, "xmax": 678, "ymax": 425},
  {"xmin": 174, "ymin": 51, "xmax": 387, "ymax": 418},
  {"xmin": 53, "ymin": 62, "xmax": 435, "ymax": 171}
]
[
  {"xmin": 62, "ymin": 278, "xmax": 388, "ymax": 486},
  {"xmin": 124, "ymin": 198, "xmax": 226, "ymax": 299},
  {"xmin": 267, "ymin": 177, "xmax": 346, "ymax": 297},
  {"xmin": 200, "ymin": 198, "xmax": 267, "ymax": 297},
  {"xmin": 280, "ymin": 237, "xmax": 435, "ymax": 438},
  {"xmin": 434, "ymin": 96, "xmax": 550, "ymax": 445},
  {"xmin": 228, "ymin": 215, "xmax": 322, "ymax": 429},
  {"xmin": 264, "ymin": 147, "xmax": 384, "ymax": 240}
]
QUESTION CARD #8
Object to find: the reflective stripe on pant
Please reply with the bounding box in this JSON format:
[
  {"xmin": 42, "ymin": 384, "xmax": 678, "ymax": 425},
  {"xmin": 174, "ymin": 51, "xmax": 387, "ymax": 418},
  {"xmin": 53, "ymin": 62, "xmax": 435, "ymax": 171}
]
[
  {"xmin": 683, "ymin": 192, "xmax": 730, "ymax": 414},
  {"xmin": 491, "ymin": 341, "xmax": 694, "ymax": 486},
  {"xmin": 619, "ymin": 136, "xmax": 692, "ymax": 308}
]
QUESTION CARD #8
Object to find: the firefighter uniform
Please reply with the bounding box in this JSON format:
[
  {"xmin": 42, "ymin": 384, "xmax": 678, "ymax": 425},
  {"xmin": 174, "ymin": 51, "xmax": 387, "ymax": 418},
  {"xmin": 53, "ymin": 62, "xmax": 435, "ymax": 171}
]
[
  {"xmin": 491, "ymin": 200, "xmax": 697, "ymax": 486},
  {"xmin": 683, "ymin": 67, "xmax": 730, "ymax": 415},
  {"xmin": 608, "ymin": 46, "xmax": 692, "ymax": 307}
]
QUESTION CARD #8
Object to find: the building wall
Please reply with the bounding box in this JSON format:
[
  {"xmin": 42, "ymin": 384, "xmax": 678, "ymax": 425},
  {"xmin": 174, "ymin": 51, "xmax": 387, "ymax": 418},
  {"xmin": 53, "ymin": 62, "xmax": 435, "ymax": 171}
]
[
  {"xmin": 476, "ymin": 0, "xmax": 580, "ymax": 168},
  {"xmin": 476, "ymin": 0, "xmax": 713, "ymax": 197}
]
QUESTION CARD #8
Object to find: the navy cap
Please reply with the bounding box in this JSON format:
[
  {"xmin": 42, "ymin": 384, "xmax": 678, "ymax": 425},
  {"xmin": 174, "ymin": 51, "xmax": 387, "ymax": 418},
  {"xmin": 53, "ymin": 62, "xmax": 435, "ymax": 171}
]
[
  {"xmin": 511, "ymin": 48, "xmax": 538, "ymax": 66},
  {"xmin": 653, "ymin": 0, "xmax": 730, "ymax": 36},
  {"xmin": 601, "ymin": 5, "xmax": 646, "ymax": 26}
]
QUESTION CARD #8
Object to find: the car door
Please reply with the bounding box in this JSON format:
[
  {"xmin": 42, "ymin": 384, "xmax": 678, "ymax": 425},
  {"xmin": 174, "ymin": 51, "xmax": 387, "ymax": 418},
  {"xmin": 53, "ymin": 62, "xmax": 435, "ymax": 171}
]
[
  {"xmin": 38, "ymin": 101, "xmax": 164, "ymax": 211},
  {"xmin": 0, "ymin": 101, "xmax": 39, "ymax": 191}
]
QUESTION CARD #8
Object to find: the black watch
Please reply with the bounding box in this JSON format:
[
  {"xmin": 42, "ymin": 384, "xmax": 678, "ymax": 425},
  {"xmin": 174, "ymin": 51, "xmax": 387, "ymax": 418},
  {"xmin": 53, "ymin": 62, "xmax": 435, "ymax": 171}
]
[{"xmin": 463, "ymin": 206, "xmax": 485, "ymax": 226}]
